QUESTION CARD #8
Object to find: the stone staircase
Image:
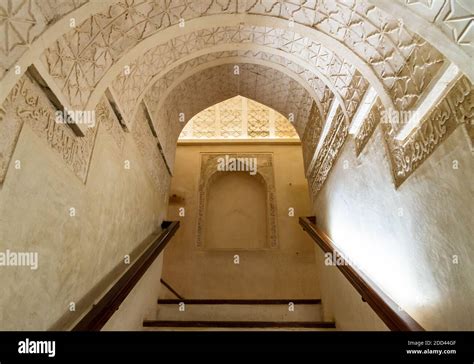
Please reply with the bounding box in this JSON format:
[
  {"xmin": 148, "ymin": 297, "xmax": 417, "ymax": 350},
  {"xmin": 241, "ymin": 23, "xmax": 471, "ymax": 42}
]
[{"xmin": 143, "ymin": 299, "xmax": 336, "ymax": 331}]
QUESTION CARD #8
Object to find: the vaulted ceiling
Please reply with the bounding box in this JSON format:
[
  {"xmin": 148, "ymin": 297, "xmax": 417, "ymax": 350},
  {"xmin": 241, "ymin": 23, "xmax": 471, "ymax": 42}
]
[{"xmin": 0, "ymin": 0, "xmax": 472, "ymax": 197}]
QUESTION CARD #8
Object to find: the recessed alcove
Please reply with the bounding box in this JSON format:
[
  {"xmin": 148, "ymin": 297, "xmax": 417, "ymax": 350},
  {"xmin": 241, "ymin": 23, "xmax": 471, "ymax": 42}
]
[{"xmin": 204, "ymin": 171, "xmax": 268, "ymax": 250}]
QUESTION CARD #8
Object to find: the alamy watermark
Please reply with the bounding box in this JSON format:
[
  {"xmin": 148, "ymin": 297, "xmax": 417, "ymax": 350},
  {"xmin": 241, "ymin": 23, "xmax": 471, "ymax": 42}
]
[
  {"xmin": 324, "ymin": 250, "xmax": 359, "ymax": 269},
  {"xmin": 55, "ymin": 108, "xmax": 96, "ymax": 128},
  {"xmin": 217, "ymin": 155, "xmax": 257, "ymax": 175},
  {"xmin": 18, "ymin": 339, "xmax": 55, "ymax": 357},
  {"xmin": 0, "ymin": 249, "xmax": 38, "ymax": 270},
  {"xmin": 381, "ymin": 108, "xmax": 419, "ymax": 125}
]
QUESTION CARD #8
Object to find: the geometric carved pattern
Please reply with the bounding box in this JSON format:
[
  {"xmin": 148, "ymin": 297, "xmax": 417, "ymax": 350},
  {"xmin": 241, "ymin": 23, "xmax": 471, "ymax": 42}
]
[
  {"xmin": 196, "ymin": 153, "xmax": 278, "ymax": 248},
  {"xmin": 27, "ymin": 0, "xmax": 445, "ymax": 119},
  {"xmin": 0, "ymin": 0, "xmax": 87, "ymax": 82},
  {"xmin": 388, "ymin": 36, "xmax": 445, "ymax": 134},
  {"xmin": 180, "ymin": 96, "xmax": 296, "ymax": 140},
  {"xmin": 344, "ymin": 71, "xmax": 370, "ymax": 119},
  {"xmin": 275, "ymin": 113, "xmax": 298, "ymax": 138},
  {"xmin": 219, "ymin": 96, "xmax": 242, "ymax": 138},
  {"xmin": 395, "ymin": 0, "xmax": 474, "ymax": 58},
  {"xmin": 109, "ymin": 21, "xmax": 357, "ymax": 122},
  {"xmin": 96, "ymin": 97, "xmax": 125, "ymax": 152},
  {"xmin": 247, "ymin": 99, "xmax": 270, "ymax": 138},
  {"xmin": 186, "ymin": 107, "xmax": 216, "ymax": 139},
  {"xmin": 0, "ymin": 0, "xmax": 470, "ymax": 198}
]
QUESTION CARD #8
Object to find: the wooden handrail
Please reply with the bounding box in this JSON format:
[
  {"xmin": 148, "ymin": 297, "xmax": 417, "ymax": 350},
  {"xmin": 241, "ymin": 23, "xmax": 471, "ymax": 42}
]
[
  {"xmin": 299, "ymin": 216, "xmax": 424, "ymax": 331},
  {"xmin": 72, "ymin": 220, "xmax": 180, "ymax": 331}
]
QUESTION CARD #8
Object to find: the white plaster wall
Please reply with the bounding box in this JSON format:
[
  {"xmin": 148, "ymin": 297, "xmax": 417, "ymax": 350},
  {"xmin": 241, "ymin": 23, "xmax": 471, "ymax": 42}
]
[
  {"xmin": 314, "ymin": 126, "xmax": 474, "ymax": 330},
  {"xmin": 314, "ymin": 248, "xmax": 388, "ymax": 331},
  {"xmin": 0, "ymin": 123, "xmax": 168, "ymax": 330}
]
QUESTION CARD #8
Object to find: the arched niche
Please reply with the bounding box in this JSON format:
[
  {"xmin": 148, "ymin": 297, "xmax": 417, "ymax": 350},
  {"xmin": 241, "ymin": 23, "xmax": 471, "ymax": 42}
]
[
  {"xmin": 197, "ymin": 153, "xmax": 278, "ymax": 249},
  {"xmin": 205, "ymin": 171, "xmax": 267, "ymax": 250}
]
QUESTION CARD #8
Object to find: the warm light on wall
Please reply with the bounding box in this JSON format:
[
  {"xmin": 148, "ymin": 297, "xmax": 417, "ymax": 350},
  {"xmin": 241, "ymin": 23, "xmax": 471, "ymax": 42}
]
[
  {"xmin": 325, "ymin": 206, "xmax": 441, "ymax": 316},
  {"xmin": 178, "ymin": 96, "xmax": 300, "ymax": 141}
]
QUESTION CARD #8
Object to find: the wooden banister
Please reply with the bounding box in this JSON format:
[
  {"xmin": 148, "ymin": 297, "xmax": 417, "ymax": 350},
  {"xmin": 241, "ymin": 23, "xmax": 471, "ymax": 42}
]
[
  {"xmin": 299, "ymin": 216, "xmax": 424, "ymax": 331},
  {"xmin": 72, "ymin": 220, "xmax": 180, "ymax": 331}
]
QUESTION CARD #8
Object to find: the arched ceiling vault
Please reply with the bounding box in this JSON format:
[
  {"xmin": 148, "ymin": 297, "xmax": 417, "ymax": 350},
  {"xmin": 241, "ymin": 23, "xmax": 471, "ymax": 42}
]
[
  {"xmin": 145, "ymin": 63, "xmax": 317, "ymax": 169},
  {"xmin": 91, "ymin": 19, "xmax": 377, "ymax": 115},
  {"xmin": 1, "ymin": 0, "xmax": 457, "ymax": 112},
  {"xmin": 0, "ymin": 0, "xmax": 472, "ymax": 196},
  {"xmin": 140, "ymin": 54, "xmax": 331, "ymax": 126},
  {"xmin": 106, "ymin": 28, "xmax": 362, "ymax": 125}
]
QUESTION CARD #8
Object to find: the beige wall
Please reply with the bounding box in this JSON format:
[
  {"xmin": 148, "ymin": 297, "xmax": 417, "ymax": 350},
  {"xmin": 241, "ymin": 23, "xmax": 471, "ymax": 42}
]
[
  {"xmin": 205, "ymin": 171, "xmax": 267, "ymax": 250},
  {"xmin": 314, "ymin": 126, "xmax": 474, "ymax": 331},
  {"xmin": 163, "ymin": 144, "xmax": 319, "ymax": 298},
  {"xmin": 0, "ymin": 120, "xmax": 168, "ymax": 330},
  {"xmin": 162, "ymin": 142, "xmax": 320, "ymax": 299},
  {"xmin": 102, "ymin": 254, "xmax": 164, "ymax": 331}
]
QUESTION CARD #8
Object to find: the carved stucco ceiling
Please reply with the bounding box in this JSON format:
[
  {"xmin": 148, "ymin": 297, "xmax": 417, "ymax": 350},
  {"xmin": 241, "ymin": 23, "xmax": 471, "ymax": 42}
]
[
  {"xmin": 179, "ymin": 95, "xmax": 299, "ymax": 140},
  {"xmin": 0, "ymin": 0, "xmax": 458, "ymax": 119},
  {"xmin": 145, "ymin": 62, "xmax": 314, "ymax": 169},
  {"xmin": 0, "ymin": 0, "xmax": 472, "ymax": 196},
  {"xmin": 108, "ymin": 24, "xmax": 358, "ymax": 125},
  {"xmin": 140, "ymin": 50, "xmax": 337, "ymax": 126}
]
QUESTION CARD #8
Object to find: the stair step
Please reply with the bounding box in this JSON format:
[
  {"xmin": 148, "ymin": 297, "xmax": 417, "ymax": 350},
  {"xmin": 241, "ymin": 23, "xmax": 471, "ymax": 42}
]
[
  {"xmin": 158, "ymin": 299, "xmax": 321, "ymax": 305},
  {"xmin": 154, "ymin": 301, "xmax": 323, "ymax": 322},
  {"xmin": 143, "ymin": 320, "xmax": 336, "ymax": 329}
]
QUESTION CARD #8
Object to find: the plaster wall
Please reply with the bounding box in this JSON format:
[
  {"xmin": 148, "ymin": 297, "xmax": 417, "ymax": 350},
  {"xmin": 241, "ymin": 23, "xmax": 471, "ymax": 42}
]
[
  {"xmin": 102, "ymin": 254, "xmax": 164, "ymax": 331},
  {"xmin": 0, "ymin": 122, "xmax": 168, "ymax": 330},
  {"xmin": 205, "ymin": 172, "xmax": 267, "ymax": 250},
  {"xmin": 314, "ymin": 126, "xmax": 474, "ymax": 330},
  {"xmin": 162, "ymin": 142, "xmax": 320, "ymax": 299}
]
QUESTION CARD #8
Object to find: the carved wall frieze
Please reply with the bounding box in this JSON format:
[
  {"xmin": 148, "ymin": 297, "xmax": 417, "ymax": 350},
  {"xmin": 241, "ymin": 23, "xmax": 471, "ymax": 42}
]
[
  {"xmin": 355, "ymin": 99, "xmax": 382, "ymax": 156},
  {"xmin": 0, "ymin": 74, "xmax": 97, "ymax": 184},
  {"xmin": 196, "ymin": 152, "xmax": 278, "ymax": 248},
  {"xmin": 131, "ymin": 102, "xmax": 171, "ymax": 196},
  {"xmin": 388, "ymin": 36, "xmax": 445, "ymax": 135},
  {"xmin": 384, "ymin": 76, "xmax": 474, "ymax": 186},
  {"xmin": 302, "ymin": 102, "xmax": 324, "ymax": 173},
  {"xmin": 308, "ymin": 108, "xmax": 349, "ymax": 199},
  {"xmin": 95, "ymin": 98, "xmax": 125, "ymax": 152}
]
